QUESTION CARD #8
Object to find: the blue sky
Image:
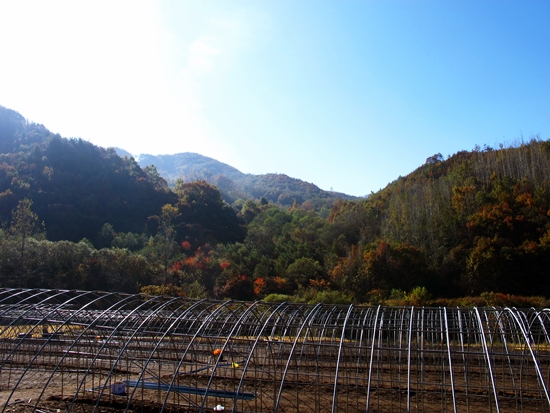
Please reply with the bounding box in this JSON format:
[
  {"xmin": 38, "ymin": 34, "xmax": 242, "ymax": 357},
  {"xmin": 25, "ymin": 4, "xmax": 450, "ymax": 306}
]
[{"xmin": 0, "ymin": 1, "xmax": 548, "ymax": 196}]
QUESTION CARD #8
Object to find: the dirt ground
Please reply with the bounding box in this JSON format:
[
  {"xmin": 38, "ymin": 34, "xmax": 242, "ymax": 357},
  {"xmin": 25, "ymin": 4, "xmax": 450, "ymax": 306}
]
[
  {"xmin": 2, "ymin": 336, "xmax": 549, "ymax": 412},
  {"xmin": 1, "ymin": 368, "xmax": 547, "ymax": 413}
]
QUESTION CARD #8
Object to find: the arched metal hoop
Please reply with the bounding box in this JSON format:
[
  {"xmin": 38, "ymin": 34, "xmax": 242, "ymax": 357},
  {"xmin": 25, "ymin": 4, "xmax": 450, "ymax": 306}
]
[{"xmin": 0, "ymin": 288, "xmax": 549, "ymax": 412}]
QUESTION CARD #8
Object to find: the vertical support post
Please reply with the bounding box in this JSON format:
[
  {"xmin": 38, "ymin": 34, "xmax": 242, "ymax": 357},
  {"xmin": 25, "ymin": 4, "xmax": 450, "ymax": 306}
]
[{"xmin": 444, "ymin": 307, "xmax": 457, "ymax": 413}]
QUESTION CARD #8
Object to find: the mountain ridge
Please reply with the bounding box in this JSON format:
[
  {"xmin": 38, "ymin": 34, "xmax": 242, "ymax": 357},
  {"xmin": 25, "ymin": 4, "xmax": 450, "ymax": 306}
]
[
  {"xmin": 1, "ymin": 104, "xmax": 357, "ymax": 217},
  {"xmin": 117, "ymin": 151, "xmax": 360, "ymax": 211}
]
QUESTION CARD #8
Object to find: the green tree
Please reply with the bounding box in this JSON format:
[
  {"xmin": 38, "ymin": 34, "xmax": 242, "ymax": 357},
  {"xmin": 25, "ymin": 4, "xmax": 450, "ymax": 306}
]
[
  {"xmin": 240, "ymin": 199, "xmax": 260, "ymax": 223},
  {"xmin": 143, "ymin": 164, "xmax": 169, "ymax": 191},
  {"xmin": 96, "ymin": 223, "xmax": 116, "ymax": 249},
  {"xmin": 286, "ymin": 257, "xmax": 323, "ymax": 288},
  {"xmin": 6, "ymin": 198, "xmax": 45, "ymax": 285},
  {"xmin": 156, "ymin": 204, "xmax": 180, "ymax": 283},
  {"xmin": 175, "ymin": 180, "xmax": 245, "ymax": 246}
]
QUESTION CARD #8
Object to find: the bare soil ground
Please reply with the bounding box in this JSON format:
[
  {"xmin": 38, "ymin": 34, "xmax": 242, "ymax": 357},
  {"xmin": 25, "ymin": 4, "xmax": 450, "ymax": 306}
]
[
  {"xmin": 2, "ymin": 338, "xmax": 549, "ymax": 412},
  {"xmin": 1, "ymin": 366, "xmax": 547, "ymax": 413}
]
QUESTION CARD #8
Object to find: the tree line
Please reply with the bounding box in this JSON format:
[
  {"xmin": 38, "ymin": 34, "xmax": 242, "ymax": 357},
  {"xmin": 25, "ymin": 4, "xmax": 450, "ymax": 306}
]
[{"xmin": 1, "ymin": 106, "xmax": 550, "ymax": 304}]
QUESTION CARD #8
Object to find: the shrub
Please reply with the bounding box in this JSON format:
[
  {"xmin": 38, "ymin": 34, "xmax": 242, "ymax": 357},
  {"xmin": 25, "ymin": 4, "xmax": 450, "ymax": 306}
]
[
  {"xmin": 263, "ymin": 293, "xmax": 295, "ymax": 303},
  {"xmin": 404, "ymin": 286, "xmax": 432, "ymax": 306},
  {"xmin": 306, "ymin": 290, "xmax": 353, "ymax": 305},
  {"xmin": 140, "ymin": 284, "xmax": 186, "ymax": 297}
]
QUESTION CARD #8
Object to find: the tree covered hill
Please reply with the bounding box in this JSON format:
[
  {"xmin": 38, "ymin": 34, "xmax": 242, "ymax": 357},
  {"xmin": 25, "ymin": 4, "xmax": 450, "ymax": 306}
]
[
  {"xmin": 132, "ymin": 152, "xmax": 359, "ymax": 210},
  {"xmin": 326, "ymin": 139, "xmax": 550, "ymax": 297},
  {"xmin": 2, "ymin": 104, "xmax": 550, "ymax": 302},
  {"xmin": 0, "ymin": 106, "xmax": 244, "ymax": 247},
  {"xmin": 0, "ymin": 106, "xmax": 176, "ymax": 242}
]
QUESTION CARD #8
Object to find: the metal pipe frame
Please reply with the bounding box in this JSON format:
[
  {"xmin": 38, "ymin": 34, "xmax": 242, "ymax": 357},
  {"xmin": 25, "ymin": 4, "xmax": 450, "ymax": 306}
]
[{"xmin": 0, "ymin": 288, "xmax": 549, "ymax": 413}]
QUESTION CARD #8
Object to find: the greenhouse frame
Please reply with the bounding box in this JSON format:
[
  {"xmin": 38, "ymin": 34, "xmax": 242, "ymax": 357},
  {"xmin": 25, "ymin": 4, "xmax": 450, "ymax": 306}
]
[{"xmin": 1, "ymin": 288, "xmax": 550, "ymax": 412}]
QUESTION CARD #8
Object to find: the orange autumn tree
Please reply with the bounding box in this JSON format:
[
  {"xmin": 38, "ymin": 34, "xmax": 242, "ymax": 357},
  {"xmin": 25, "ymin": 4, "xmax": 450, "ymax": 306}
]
[
  {"xmin": 170, "ymin": 244, "xmax": 218, "ymax": 296},
  {"xmin": 215, "ymin": 274, "xmax": 254, "ymax": 301},
  {"xmin": 253, "ymin": 277, "xmax": 267, "ymax": 296},
  {"xmin": 462, "ymin": 175, "xmax": 550, "ymax": 295}
]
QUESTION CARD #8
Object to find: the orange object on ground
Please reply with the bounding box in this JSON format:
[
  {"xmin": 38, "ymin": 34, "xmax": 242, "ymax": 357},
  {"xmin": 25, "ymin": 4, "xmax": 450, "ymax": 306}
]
[{"xmin": 213, "ymin": 348, "xmax": 222, "ymax": 356}]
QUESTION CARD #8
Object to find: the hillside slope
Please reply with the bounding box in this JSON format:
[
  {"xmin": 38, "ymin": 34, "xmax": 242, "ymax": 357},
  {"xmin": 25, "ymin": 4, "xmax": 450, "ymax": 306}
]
[
  {"xmin": 0, "ymin": 105, "xmax": 175, "ymax": 242},
  {"xmin": 326, "ymin": 138, "xmax": 550, "ymax": 297}
]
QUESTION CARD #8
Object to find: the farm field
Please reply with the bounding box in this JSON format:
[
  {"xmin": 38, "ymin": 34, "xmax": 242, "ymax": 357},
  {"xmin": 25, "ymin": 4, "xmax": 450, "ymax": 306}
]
[{"xmin": 1, "ymin": 289, "xmax": 550, "ymax": 412}]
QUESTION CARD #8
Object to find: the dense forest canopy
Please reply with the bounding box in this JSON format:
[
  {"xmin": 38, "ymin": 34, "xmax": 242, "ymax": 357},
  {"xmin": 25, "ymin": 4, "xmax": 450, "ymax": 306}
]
[{"xmin": 1, "ymin": 105, "xmax": 550, "ymax": 305}]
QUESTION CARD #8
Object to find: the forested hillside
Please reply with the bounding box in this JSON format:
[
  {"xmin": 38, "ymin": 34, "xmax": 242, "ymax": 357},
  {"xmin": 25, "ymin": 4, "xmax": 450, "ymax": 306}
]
[
  {"xmin": 0, "ymin": 106, "xmax": 245, "ymax": 290},
  {"xmin": 326, "ymin": 141, "xmax": 550, "ymax": 299},
  {"xmin": 1, "ymin": 105, "xmax": 550, "ymax": 305},
  {"xmin": 0, "ymin": 106, "xmax": 174, "ymax": 241}
]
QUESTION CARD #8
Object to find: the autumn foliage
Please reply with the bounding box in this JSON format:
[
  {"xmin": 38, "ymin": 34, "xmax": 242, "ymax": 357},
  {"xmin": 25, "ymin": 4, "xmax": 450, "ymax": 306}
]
[{"xmin": 2, "ymin": 105, "xmax": 550, "ymax": 303}]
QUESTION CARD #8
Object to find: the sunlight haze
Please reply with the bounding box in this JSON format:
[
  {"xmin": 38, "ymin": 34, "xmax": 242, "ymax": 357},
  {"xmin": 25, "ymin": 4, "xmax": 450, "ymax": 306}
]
[{"xmin": 0, "ymin": 0, "xmax": 548, "ymax": 196}]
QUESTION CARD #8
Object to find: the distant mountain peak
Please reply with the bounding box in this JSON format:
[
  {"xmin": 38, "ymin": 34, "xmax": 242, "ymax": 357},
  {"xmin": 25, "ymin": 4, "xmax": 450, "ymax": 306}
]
[{"xmin": 130, "ymin": 151, "xmax": 359, "ymax": 209}]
